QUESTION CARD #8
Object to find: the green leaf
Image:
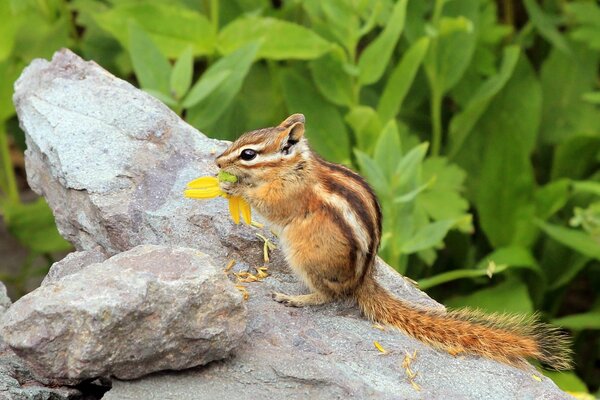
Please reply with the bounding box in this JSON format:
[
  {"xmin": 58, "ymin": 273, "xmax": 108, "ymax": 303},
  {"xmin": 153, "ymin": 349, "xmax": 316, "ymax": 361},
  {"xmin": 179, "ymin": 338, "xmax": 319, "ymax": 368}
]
[
  {"xmin": 319, "ymin": 0, "xmax": 361, "ymax": 54},
  {"xmin": 425, "ymin": 0, "xmax": 479, "ymax": 93},
  {"xmin": 354, "ymin": 150, "xmax": 389, "ymax": 196},
  {"xmin": 94, "ymin": 2, "xmax": 215, "ymax": 58},
  {"xmin": 536, "ymin": 220, "xmax": 600, "ymax": 260},
  {"xmin": 539, "ymin": 43, "xmax": 599, "ymax": 144},
  {"xmin": 280, "ymin": 69, "xmax": 350, "ymax": 163},
  {"xmin": 144, "ymin": 89, "xmax": 178, "ymax": 107},
  {"xmin": 523, "ymin": 0, "xmax": 570, "ymax": 54},
  {"xmin": 418, "ymin": 266, "xmax": 507, "ymax": 290},
  {"xmin": 582, "ymin": 91, "xmax": 600, "ymax": 104},
  {"xmin": 393, "ymin": 178, "xmax": 435, "ymax": 204},
  {"xmin": 551, "ymin": 136, "xmax": 600, "ymax": 180},
  {"xmin": 373, "ymin": 120, "xmax": 401, "ymax": 182},
  {"xmin": 182, "ymin": 69, "xmax": 231, "ymax": 109},
  {"xmin": 377, "ymin": 37, "xmax": 429, "ymax": 122},
  {"xmin": 345, "ymin": 106, "xmax": 382, "ymax": 152},
  {"xmin": 0, "ymin": 60, "xmax": 21, "ymax": 121},
  {"xmin": 475, "ymin": 246, "xmax": 542, "ymax": 276},
  {"xmin": 446, "ymin": 279, "xmax": 533, "ymax": 314},
  {"xmin": 394, "ymin": 143, "xmax": 429, "ymax": 189},
  {"xmin": 573, "ymin": 180, "xmax": 600, "ymax": 197},
  {"xmin": 4, "ymin": 198, "xmax": 72, "ymax": 254},
  {"xmin": 553, "ymin": 311, "xmax": 600, "ymax": 331},
  {"xmin": 0, "ymin": 0, "xmax": 16, "ymax": 61},
  {"xmin": 534, "ymin": 179, "xmax": 571, "ymax": 220},
  {"xmin": 448, "ymin": 45, "xmax": 520, "ymax": 158},
  {"xmin": 456, "ymin": 57, "xmax": 541, "ymax": 248},
  {"xmin": 309, "ymin": 50, "xmax": 354, "ymax": 107},
  {"xmin": 128, "ymin": 22, "xmax": 171, "ymax": 94},
  {"xmin": 542, "ymin": 371, "xmax": 588, "ymax": 394},
  {"xmin": 418, "ymin": 157, "xmax": 472, "ymax": 232},
  {"xmin": 186, "ymin": 42, "xmax": 259, "ymax": 130},
  {"xmin": 566, "ymin": 2, "xmax": 600, "ymax": 50},
  {"xmin": 400, "ymin": 218, "xmax": 457, "ymax": 254},
  {"xmin": 12, "ymin": 12, "xmax": 71, "ymax": 61},
  {"xmin": 357, "ymin": 0, "xmax": 408, "ymax": 85},
  {"xmin": 170, "ymin": 46, "xmax": 194, "ymax": 100},
  {"xmin": 218, "ymin": 17, "xmax": 332, "ymax": 60}
]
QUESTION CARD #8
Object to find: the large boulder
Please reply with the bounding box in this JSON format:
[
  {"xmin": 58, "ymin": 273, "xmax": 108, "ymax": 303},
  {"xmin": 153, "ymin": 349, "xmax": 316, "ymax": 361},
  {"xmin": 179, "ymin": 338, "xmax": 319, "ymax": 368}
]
[
  {"xmin": 9, "ymin": 49, "xmax": 570, "ymax": 399},
  {"xmin": 1, "ymin": 245, "xmax": 246, "ymax": 385}
]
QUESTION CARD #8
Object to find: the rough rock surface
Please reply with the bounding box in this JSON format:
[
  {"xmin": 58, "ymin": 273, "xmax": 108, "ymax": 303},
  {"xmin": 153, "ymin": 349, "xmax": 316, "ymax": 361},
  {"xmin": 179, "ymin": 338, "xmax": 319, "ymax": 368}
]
[
  {"xmin": 0, "ymin": 284, "xmax": 10, "ymax": 318},
  {"xmin": 0, "ymin": 339, "xmax": 81, "ymax": 400},
  {"xmin": 1, "ymin": 245, "xmax": 246, "ymax": 384},
  {"xmin": 41, "ymin": 248, "xmax": 107, "ymax": 286},
  {"xmin": 12, "ymin": 49, "xmax": 570, "ymax": 399},
  {"xmin": 0, "ymin": 285, "xmax": 81, "ymax": 399}
]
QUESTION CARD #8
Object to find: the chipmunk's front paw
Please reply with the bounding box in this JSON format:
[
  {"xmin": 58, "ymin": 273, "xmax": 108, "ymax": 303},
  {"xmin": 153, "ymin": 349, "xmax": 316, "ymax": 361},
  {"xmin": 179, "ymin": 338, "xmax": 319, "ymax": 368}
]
[
  {"xmin": 272, "ymin": 292, "xmax": 329, "ymax": 307},
  {"xmin": 219, "ymin": 181, "xmax": 235, "ymax": 195},
  {"xmin": 272, "ymin": 292, "xmax": 296, "ymax": 307}
]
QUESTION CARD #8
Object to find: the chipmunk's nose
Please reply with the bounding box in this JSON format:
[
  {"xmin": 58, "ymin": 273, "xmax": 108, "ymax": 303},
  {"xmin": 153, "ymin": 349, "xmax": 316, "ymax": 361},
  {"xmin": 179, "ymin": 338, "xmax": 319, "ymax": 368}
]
[{"xmin": 216, "ymin": 159, "xmax": 222, "ymax": 168}]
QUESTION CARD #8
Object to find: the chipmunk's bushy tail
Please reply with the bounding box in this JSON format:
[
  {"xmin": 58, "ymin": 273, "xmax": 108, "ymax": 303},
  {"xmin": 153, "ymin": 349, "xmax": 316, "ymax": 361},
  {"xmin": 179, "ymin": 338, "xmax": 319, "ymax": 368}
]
[{"xmin": 355, "ymin": 276, "xmax": 572, "ymax": 370}]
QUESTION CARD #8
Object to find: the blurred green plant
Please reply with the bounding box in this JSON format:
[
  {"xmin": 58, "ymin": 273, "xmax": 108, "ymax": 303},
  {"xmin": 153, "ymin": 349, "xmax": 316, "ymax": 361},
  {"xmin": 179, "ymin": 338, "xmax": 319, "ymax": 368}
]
[{"xmin": 0, "ymin": 0, "xmax": 598, "ymax": 394}]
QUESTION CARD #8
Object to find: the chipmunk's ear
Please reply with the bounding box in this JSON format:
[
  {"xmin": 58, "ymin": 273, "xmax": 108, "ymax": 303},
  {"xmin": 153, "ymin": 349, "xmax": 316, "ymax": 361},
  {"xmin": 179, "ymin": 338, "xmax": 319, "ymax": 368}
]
[{"xmin": 278, "ymin": 113, "xmax": 305, "ymax": 143}]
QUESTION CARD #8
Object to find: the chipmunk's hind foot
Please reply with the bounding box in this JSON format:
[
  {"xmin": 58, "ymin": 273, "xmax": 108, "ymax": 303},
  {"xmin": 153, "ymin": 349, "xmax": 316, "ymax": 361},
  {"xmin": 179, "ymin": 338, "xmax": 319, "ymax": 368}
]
[{"xmin": 272, "ymin": 292, "xmax": 329, "ymax": 307}]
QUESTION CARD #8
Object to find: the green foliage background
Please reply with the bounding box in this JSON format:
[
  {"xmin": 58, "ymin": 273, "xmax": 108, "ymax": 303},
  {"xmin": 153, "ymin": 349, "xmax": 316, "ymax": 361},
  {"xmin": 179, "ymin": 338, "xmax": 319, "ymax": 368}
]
[{"xmin": 0, "ymin": 0, "xmax": 599, "ymax": 394}]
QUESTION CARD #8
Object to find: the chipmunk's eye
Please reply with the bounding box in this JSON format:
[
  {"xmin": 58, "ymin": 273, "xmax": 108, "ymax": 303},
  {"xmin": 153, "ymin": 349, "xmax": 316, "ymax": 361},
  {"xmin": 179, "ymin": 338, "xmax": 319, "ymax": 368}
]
[{"xmin": 240, "ymin": 149, "xmax": 257, "ymax": 161}]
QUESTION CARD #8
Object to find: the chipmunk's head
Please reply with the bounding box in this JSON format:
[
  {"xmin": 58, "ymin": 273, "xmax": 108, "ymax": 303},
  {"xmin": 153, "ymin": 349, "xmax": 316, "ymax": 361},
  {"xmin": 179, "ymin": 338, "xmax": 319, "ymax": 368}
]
[{"xmin": 215, "ymin": 114, "xmax": 310, "ymax": 195}]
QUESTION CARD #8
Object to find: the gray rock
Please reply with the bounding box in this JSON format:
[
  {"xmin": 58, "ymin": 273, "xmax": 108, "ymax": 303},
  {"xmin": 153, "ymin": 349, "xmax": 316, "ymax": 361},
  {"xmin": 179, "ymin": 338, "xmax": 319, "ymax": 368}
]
[
  {"xmin": 0, "ymin": 283, "xmax": 11, "ymax": 318},
  {"xmin": 15, "ymin": 49, "xmax": 263, "ymax": 269},
  {"xmin": 0, "ymin": 344, "xmax": 80, "ymax": 400},
  {"xmin": 41, "ymin": 248, "xmax": 107, "ymax": 286},
  {"xmin": 0, "ymin": 245, "xmax": 246, "ymax": 384},
  {"xmin": 14, "ymin": 49, "xmax": 569, "ymax": 399}
]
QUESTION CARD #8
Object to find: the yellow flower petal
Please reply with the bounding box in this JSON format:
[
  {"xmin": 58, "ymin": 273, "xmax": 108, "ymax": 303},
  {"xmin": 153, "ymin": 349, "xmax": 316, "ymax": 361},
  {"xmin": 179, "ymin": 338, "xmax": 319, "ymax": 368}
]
[
  {"xmin": 186, "ymin": 176, "xmax": 220, "ymax": 189},
  {"xmin": 229, "ymin": 196, "xmax": 241, "ymax": 224},
  {"xmin": 239, "ymin": 197, "xmax": 252, "ymax": 224},
  {"xmin": 184, "ymin": 175, "xmax": 252, "ymax": 225},
  {"xmin": 184, "ymin": 187, "xmax": 223, "ymax": 199},
  {"xmin": 374, "ymin": 341, "xmax": 388, "ymax": 354}
]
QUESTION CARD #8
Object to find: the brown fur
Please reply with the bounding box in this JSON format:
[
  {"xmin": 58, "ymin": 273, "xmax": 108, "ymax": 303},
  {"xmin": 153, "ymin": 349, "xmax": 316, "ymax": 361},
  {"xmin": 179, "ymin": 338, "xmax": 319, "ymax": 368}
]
[{"xmin": 215, "ymin": 114, "xmax": 572, "ymax": 370}]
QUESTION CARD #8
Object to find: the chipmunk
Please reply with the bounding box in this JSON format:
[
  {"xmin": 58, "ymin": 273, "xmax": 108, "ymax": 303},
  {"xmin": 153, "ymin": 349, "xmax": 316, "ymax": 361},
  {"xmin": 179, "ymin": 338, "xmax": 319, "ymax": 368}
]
[{"xmin": 216, "ymin": 114, "xmax": 571, "ymax": 370}]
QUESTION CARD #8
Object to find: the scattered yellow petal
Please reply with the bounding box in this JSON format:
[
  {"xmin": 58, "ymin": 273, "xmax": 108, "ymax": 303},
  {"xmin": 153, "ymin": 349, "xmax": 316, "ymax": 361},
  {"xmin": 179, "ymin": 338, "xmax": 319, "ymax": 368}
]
[
  {"xmin": 256, "ymin": 267, "xmax": 269, "ymax": 279},
  {"xmin": 410, "ymin": 380, "xmax": 421, "ymax": 391},
  {"xmin": 229, "ymin": 196, "xmax": 241, "ymax": 224},
  {"xmin": 374, "ymin": 341, "xmax": 388, "ymax": 354},
  {"xmin": 372, "ymin": 323, "xmax": 386, "ymax": 331},
  {"xmin": 256, "ymin": 233, "xmax": 275, "ymax": 263},
  {"xmin": 531, "ymin": 374, "xmax": 542, "ymax": 382},
  {"xmin": 224, "ymin": 260, "xmax": 236, "ymax": 273},
  {"xmin": 234, "ymin": 285, "xmax": 249, "ymax": 300},
  {"xmin": 402, "ymin": 350, "xmax": 421, "ymax": 391},
  {"xmin": 251, "ymin": 221, "xmax": 264, "ymax": 229},
  {"xmin": 234, "ymin": 271, "xmax": 260, "ymax": 283}
]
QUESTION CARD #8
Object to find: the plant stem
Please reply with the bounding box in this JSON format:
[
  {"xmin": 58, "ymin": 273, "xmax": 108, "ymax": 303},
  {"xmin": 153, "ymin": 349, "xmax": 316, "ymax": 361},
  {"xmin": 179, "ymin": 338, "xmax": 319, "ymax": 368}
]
[
  {"xmin": 0, "ymin": 122, "xmax": 19, "ymax": 204},
  {"xmin": 210, "ymin": 0, "xmax": 219, "ymax": 34},
  {"xmin": 427, "ymin": 0, "xmax": 446, "ymax": 157}
]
